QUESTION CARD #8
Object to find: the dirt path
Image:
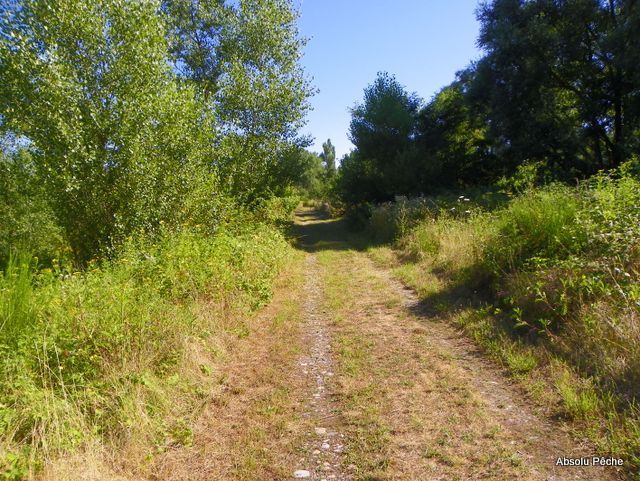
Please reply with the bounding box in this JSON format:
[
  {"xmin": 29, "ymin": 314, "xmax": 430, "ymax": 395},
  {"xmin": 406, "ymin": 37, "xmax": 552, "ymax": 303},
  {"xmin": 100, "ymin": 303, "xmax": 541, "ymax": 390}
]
[
  {"xmin": 153, "ymin": 208, "xmax": 628, "ymax": 480},
  {"xmin": 291, "ymin": 255, "xmax": 351, "ymax": 480}
]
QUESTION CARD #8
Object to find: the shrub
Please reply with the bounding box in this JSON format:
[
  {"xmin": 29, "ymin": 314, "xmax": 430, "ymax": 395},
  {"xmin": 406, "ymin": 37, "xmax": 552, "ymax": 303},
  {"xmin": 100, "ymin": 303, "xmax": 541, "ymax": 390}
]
[
  {"xmin": 0, "ymin": 151, "xmax": 66, "ymax": 269},
  {"xmin": 483, "ymin": 186, "xmax": 584, "ymax": 275},
  {"xmin": 367, "ymin": 197, "xmax": 436, "ymax": 243},
  {"xmin": 377, "ymin": 174, "xmax": 640, "ymax": 475},
  {"xmin": 255, "ymin": 192, "xmax": 301, "ymax": 228}
]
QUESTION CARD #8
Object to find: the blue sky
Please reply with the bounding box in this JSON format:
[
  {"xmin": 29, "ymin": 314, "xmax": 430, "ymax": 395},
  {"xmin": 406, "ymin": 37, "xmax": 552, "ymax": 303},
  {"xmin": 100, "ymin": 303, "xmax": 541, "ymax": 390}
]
[{"xmin": 297, "ymin": 0, "xmax": 484, "ymax": 159}]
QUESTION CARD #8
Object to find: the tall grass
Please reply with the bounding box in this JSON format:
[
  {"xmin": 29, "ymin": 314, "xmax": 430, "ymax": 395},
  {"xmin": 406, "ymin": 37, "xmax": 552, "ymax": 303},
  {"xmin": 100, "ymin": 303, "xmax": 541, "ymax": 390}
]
[
  {"xmin": 0, "ymin": 224, "xmax": 291, "ymax": 479},
  {"xmin": 0, "ymin": 254, "xmax": 38, "ymax": 344},
  {"xmin": 484, "ymin": 186, "xmax": 583, "ymax": 273}
]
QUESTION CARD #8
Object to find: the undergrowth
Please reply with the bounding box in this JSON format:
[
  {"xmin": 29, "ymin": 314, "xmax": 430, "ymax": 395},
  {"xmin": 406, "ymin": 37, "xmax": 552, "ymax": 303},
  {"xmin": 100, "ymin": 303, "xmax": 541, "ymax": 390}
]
[{"xmin": 0, "ymin": 223, "xmax": 291, "ymax": 479}]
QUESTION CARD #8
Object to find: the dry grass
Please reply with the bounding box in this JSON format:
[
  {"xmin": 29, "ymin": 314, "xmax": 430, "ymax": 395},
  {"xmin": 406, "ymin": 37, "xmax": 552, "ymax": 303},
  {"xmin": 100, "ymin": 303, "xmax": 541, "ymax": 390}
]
[
  {"xmin": 370, "ymin": 203, "xmax": 640, "ymax": 477},
  {"xmin": 33, "ymin": 251, "xmax": 308, "ymax": 481},
  {"xmin": 151, "ymin": 252, "xmax": 308, "ymax": 481}
]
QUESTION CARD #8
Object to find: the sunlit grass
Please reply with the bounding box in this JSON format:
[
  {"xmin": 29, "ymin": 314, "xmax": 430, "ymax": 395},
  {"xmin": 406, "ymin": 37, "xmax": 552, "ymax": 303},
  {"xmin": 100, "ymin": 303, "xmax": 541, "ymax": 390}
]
[{"xmin": 0, "ymin": 225, "xmax": 292, "ymax": 478}]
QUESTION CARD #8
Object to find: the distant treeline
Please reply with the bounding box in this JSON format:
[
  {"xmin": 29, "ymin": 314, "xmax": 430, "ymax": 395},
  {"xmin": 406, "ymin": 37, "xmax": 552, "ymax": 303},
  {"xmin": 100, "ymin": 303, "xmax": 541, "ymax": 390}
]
[{"xmin": 337, "ymin": 0, "xmax": 640, "ymax": 203}]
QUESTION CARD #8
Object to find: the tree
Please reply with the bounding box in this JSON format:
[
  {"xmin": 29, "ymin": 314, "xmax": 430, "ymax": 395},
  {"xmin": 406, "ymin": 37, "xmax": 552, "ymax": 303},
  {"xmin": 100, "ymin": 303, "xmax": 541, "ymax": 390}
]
[
  {"xmin": 476, "ymin": 0, "xmax": 640, "ymax": 174},
  {"xmin": 162, "ymin": 0, "xmax": 230, "ymax": 99},
  {"xmin": 342, "ymin": 72, "xmax": 422, "ymax": 202},
  {"xmin": 213, "ymin": 0, "xmax": 314, "ymax": 200},
  {"xmin": 285, "ymin": 148, "xmax": 326, "ymax": 198},
  {"xmin": 417, "ymin": 70, "xmax": 495, "ymax": 188},
  {"xmin": 162, "ymin": 0, "xmax": 316, "ymax": 201},
  {"xmin": 319, "ymin": 139, "xmax": 336, "ymax": 178},
  {"xmin": 335, "ymin": 150, "xmax": 382, "ymax": 204},
  {"xmin": 0, "ymin": 0, "xmax": 214, "ymax": 263}
]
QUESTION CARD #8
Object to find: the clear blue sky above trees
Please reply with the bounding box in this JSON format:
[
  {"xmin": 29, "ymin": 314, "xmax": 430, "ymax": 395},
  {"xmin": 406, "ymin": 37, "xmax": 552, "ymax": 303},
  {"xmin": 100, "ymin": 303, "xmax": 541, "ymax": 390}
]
[{"xmin": 298, "ymin": 0, "xmax": 483, "ymax": 159}]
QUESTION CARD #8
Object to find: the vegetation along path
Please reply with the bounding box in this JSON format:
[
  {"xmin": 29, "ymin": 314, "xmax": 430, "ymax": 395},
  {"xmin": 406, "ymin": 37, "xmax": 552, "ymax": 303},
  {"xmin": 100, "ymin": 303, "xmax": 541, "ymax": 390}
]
[{"xmin": 155, "ymin": 207, "xmax": 628, "ymax": 481}]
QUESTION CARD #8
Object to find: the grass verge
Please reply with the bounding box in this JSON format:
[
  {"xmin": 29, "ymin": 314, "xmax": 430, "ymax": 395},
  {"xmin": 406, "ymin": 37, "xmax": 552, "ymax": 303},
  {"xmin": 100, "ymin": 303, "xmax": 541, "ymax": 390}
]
[{"xmin": 0, "ymin": 224, "xmax": 292, "ymax": 480}]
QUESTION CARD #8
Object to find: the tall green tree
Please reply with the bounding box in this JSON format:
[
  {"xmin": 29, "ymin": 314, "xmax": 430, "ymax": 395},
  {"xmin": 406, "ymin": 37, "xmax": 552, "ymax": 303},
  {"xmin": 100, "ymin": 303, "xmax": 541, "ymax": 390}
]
[
  {"xmin": 476, "ymin": 0, "xmax": 640, "ymax": 174},
  {"xmin": 417, "ymin": 72, "xmax": 494, "ymax": 187},
  {"xmin": 281, "ymin": 148, "xmax": 326, "ymax": 198},
  {"xmin": 319, "ymin": 138, "xmax": 336, "ymax": 178},
  {"xmin": 341, "ymin": 72, "xmax": 421, "ymax": 202},
  {"xmin": 216, "ymin": 0, "xmax": 314, "ymax": 200},
  {"xmin": 0, "ymin": 0, "xmax": 214, "ymax": 263},
  {"xmin": 162, "ymin": 0, "xmax": 313, "ymax": 200},
  {"xmin": 162, "ymin": 0, "xmax": 230, "ymax": 99}
]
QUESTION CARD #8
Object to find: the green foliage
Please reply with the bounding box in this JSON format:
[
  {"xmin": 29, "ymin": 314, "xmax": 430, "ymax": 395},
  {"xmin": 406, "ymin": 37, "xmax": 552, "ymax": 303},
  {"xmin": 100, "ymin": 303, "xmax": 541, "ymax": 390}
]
[
  {"xmin": 254, "ymin": 191, "xmax": 301, "ymax": 228},
  {"xmin": 161, "ymin": 0, "xmax": 315, "ymax": 201},
  {"xmin": 577, "ymin": 168, "xmax": 640, "ymax": 261},
  {"xmin": 0, "ymin": 150, "xmax": 65, "ymax": 267},
  {"xmin": 0, "ymin": 225, "xmax": 290, "ymax": 476},
  {"xmin": 338, "ymin": 2, "xmax": 640, "ymax": 204},
  {"xmin": 475, "ymin": 0, "xmax": 640, "ymax": 172},
  {"xmin": 496, "ymin": 160, "xmax": 552, "ymax": 194},
  {"xmin": 162, "ymin": 0, "xmax": 229, "ymax": 97},
  {"xmin": 484, "ymin": 186, "xmax": 584, "ymax": 274},
  {"xmin": 0, "ymin": 253, "xmax": 38, "ymax": 344},
  {"xmin": 555, "ymin": 368, "xmax": 601, "ymax": 420},
  {"xmin": 319, "ymin": 139, "xmax": 336, "ymax": 178},
  {"xmin": 0, "ymin": 0, "xmax": 314, "ymax": 264},
  {"xmin": 214, "ymin": 0, "xmax": 314, "ymax": 199},
  {"xmin": 0, "ymin": 0, "xmax": 312, "ymax": 475},
  {"xmin": 487, "ymin": 170, "xmax": 640, "ymax": 332},
  {"xmin": 379, "ymin": 175, "xmax": 640, "ymax": 474},
  {"xmin": 277, "ymin": 147, "xmax": 328, "ymax": 199},
  {"xmin": 504, "ymin": 348, "xmax": 538, "ymax": 376},
  {"xmin": 367, "ymin": 198, "xmax": 433, "ymax": 243},
  {"xmin": 337, "ymin": 72, "xmax": 422, "ymax": 203},
  {"xmin": 417, "ymin": 76, "xmax": 494, "ymax": 187},
  {"xmin": 0, "ymin": 0, "xmax": 216, "ymax": 264}
]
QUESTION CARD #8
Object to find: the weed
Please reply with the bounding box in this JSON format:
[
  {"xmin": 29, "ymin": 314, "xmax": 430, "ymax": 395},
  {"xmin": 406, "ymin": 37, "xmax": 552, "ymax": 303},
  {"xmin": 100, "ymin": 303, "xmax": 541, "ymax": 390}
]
[
  {"xmin": 554, "ymin": 367, "xmax": 600, "ymax": 420},
  {"xmin": 504, "ymin": 348, "xmax": 538, "ymax": 376}
]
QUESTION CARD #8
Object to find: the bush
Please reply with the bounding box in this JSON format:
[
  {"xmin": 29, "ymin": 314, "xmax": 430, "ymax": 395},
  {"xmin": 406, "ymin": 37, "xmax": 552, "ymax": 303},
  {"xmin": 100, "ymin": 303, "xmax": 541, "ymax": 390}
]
[
  {"xmin": 0, "ymin": 151, "xmax": 66, "ymax": 269},
  {"xmin": 384, "ymin": 178, "xmax": 640, "ymax": 475},
  {"xmin": 255, "ymin": 192, "xmax": 301, "ymax": 228},
  {"xmin": 345, "ymin": 202, "xmax": 374, "ymax": 231},
  {"xmin": 366, "ymin": 197, "xmax": 439, "ymax": 243},
  {"xmin": 483, "ymin": 186, "xmax": 585, "ymax": 275}
]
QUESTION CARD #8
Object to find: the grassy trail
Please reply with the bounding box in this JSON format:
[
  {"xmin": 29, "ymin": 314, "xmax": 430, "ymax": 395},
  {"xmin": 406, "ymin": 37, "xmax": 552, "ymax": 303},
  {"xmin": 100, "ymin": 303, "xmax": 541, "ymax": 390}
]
[
  {"xmin": 154, "ymin": 208, "xmax": 627, "ymax": 481},
  {"xmin": 290, "ymin": 207, "xmax": 626, "ymax": 481}
]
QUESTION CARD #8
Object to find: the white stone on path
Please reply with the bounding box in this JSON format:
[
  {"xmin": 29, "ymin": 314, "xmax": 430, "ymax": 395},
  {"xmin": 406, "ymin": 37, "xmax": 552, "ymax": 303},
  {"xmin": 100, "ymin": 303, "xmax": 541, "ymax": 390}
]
[
  {"xmin": 314, "ymin": 427, "xmax": 327, "ymax": 435},
  {"xmin": 293, "ymin": 469, "xmax": 311, "ymax": 478}
]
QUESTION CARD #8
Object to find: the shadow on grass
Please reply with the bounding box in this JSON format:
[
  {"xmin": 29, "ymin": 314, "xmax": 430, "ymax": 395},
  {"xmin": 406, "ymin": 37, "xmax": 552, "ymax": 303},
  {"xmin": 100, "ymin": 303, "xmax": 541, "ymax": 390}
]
[
  {"xmin": 406, "ymin": 281, "xmax": 487, "ymax": 320},
  {"xmin": 289, "ymin": 208, "xmax": 376, "ymax": 253}
]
